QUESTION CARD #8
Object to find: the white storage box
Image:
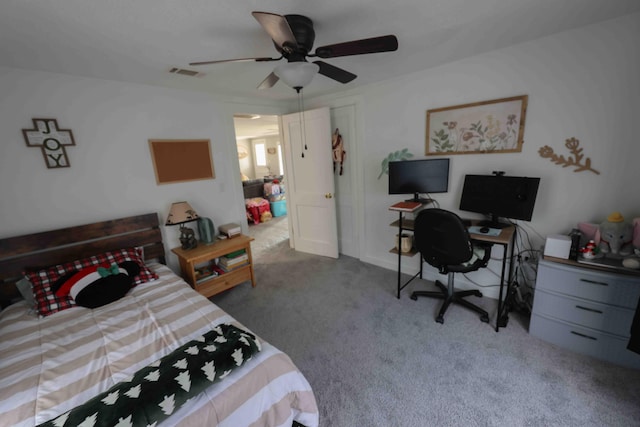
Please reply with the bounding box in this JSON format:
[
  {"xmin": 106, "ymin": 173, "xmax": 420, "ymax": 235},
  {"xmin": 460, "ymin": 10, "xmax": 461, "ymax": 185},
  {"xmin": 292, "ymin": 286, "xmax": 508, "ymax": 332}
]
[{"xmin": 543, "ymin": 234, "xmax": 572, "ymax": 259}]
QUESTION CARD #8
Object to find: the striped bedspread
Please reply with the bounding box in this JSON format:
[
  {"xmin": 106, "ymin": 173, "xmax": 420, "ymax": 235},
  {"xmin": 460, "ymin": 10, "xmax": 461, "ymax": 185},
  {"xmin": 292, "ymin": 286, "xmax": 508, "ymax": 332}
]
[{"xmin": 0, "ymin": 263, "xmax": 318, "ymax": 427}]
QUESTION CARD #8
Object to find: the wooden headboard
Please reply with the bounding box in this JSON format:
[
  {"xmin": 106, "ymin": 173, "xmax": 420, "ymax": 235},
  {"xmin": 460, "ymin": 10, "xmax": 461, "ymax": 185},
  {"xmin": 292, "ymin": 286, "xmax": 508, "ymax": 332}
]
[{"xmin": 0, "ymin": 213, "xmax": 165, "ymax": 304}]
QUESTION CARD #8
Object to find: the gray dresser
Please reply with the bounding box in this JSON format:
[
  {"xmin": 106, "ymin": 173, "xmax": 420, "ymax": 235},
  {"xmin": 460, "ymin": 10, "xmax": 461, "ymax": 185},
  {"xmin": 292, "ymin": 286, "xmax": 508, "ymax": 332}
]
[{"xmin": 530, "ymin": 258, "xmax": 640, "ymax": 369}]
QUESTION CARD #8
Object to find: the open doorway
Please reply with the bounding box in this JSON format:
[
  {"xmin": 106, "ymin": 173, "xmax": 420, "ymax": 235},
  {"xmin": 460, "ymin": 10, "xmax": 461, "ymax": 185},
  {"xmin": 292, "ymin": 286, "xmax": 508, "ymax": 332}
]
[{"xmin": 233, "ymin": 114, "xmax": 290, "ymax": 258}]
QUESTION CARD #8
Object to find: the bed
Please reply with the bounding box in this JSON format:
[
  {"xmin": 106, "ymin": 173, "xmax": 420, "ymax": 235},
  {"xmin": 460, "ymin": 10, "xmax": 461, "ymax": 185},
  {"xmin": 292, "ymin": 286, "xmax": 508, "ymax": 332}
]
[{"xmin": 0, "ymin": 213, "xmax": 318, "ymax": 427}]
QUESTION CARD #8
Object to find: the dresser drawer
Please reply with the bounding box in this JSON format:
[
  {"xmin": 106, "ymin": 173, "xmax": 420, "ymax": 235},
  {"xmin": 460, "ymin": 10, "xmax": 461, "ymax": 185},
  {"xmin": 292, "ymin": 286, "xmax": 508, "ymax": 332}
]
[
  {"xmin": 194, "ymin": 267, "xmax": 252, "ymax": 298},
  {"xmin": 529, "ymin": 314, "xmax": 640, "ymax": 369},
  {"xmin": 537, "ymin": 260, "xmax": 640, "ymax": 308},
  {"xmin": 532, "ymin": 289, "xmax": 635, "ymax": 336}
]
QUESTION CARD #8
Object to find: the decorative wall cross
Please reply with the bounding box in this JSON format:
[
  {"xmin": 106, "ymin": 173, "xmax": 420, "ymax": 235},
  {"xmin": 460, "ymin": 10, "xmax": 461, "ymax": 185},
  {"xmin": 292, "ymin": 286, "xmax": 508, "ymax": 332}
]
[{"xmin": 22, "ymin": 118, "xmax": 76, "ymax": 168}]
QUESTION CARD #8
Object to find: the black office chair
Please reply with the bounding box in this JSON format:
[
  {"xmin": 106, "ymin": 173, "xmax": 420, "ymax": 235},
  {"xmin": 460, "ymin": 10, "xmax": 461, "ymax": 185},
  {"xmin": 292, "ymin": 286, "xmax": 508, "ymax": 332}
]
[{"xmin": 410, "ymin": 208, "xmax": 492, "ymax": 324}]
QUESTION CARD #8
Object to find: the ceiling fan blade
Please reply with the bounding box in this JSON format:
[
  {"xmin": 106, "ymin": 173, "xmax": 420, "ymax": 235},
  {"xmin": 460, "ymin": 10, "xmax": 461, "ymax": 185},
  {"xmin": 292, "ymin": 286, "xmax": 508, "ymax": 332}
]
[
  {"xmin": 314, "ymin": 35, "xmax": 398, "ymax": 58},
  {"xmin": 313, "ymin": 61, "xmax": 357, "ymax": 84},
  {"xmin": 252, "ymin": 11, "xmax": 298, "ymax": 52},
  {"xmin": 189, "ymin": 57, "xmax": 280, "ymax": 66},
  {"xmin": 258, "ymin": 72, "xmax": 279, "ymax": 90}
]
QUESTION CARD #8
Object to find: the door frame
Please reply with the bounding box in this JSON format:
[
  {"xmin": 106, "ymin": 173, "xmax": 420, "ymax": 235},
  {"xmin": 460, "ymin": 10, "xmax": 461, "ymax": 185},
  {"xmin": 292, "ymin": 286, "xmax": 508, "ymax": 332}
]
[
  {"xmin": 281, "ymin": 107, "xmax": 338, "ymax": 258},
  {"xmin": 229, "ymin": 97, "xmax": 362, "ymax": 260}
]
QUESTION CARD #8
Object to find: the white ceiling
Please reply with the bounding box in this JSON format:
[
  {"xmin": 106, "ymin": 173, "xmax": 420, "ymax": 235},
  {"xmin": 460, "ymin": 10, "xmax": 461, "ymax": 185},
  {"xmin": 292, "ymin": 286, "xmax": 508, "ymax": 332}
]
[
  {"xmin": 233, "ymin": 115, "xmax": 280, "ymax": 141},
  {"xmin": 2, "ymin": 1, "xmax": 639, "ymax": 105}
]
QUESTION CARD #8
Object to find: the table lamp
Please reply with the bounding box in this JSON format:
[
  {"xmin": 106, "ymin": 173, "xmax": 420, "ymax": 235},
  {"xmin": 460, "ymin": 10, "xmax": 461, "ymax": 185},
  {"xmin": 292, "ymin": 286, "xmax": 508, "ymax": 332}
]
[{"xmin": 166, "ymin": 201, "xmax": 199, "ymax": 250}]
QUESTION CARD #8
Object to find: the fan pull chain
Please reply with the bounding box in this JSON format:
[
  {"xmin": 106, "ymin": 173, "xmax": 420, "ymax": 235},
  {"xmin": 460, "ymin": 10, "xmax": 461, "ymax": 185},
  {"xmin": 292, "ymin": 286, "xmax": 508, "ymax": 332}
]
[
  {"xmin": 301, "ymin": 89, "xmax": 308, "ymax": 151},
  {"xmin": 296, "ymin": 87, "xmax": 308, "ymax": 158}
]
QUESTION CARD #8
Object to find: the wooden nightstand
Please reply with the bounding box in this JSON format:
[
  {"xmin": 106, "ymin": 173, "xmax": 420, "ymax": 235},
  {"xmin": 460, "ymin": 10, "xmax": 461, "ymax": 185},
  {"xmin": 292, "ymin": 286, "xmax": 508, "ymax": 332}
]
[{"xmin": 171, "ymin": 234, "xmax": 256, "ymax": 298}]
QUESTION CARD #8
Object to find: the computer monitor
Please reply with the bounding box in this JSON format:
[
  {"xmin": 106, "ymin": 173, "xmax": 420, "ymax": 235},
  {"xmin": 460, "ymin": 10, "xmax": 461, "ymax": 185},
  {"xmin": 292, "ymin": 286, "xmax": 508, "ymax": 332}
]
[
  {"xmin": 459, "ymin": 174, "xmax": 540, "ymax": 228},
  {"xmin": 388, "ymin": 158, "xmax": 450, "ymax": 202}
]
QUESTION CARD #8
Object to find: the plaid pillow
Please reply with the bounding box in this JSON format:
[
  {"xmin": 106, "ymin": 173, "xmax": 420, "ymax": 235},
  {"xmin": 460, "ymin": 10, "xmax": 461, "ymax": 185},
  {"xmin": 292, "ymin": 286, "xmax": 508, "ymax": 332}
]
[{"xmin": 25, "ymin": 247, "xmax": 158, "ymax": 317}]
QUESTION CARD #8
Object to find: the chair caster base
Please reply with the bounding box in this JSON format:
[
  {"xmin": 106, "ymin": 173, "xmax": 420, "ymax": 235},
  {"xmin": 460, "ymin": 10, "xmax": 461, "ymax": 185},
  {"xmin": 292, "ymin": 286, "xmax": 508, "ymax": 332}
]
[
  {"xmin": 410, "ymin": 294, "xmax": 417, "ymax": 301},
  {"xmin": 497, "ymin": 315, "xmax": 509, "ymax": 328},
  {"xmin": 480, "ymin": 315, "xmax": 490, "ymax": 323},
  {"xmin": 435, "ymin": 315, "xmax": 444, "ymax": 324}
]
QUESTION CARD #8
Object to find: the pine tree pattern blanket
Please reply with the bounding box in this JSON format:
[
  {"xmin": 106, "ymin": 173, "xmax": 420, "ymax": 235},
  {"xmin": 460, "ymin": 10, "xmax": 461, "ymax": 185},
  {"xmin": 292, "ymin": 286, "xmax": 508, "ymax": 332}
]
[
  {"xmin": 1, "ymin": 263, "xmax": 318, "ymax": 427},
  {"xmin": 38, "ymin": 324, "xmax": 261, "ymax": 427}
]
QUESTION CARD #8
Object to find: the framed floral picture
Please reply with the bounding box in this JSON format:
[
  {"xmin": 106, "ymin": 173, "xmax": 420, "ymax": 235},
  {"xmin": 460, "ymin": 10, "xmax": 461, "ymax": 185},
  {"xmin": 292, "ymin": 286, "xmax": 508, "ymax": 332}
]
[{"xmin": 426, "ymin": 95, "xmax": 528, "ymax": 155}]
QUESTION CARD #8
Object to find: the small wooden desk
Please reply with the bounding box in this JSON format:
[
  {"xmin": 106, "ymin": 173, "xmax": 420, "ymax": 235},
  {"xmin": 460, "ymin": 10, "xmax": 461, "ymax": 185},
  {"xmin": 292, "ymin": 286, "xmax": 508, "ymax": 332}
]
[
  {"xmin": 388, "ymin": 204, "xmax": 517, "ymax": 331},
  {"xmin": 467, "ymin": 221, "xmax": 516, "ymax": 332},
  {"xmin": 389, "ymin": 201, "xmax": 429, "ymax": 299}
]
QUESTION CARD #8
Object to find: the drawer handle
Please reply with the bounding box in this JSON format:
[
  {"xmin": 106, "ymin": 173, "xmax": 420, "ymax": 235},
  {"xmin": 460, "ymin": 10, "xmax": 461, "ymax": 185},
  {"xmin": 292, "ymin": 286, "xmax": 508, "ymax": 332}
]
[
  {"xmin": 575, "ymin": 305, "xmax": 603, "ymax": 314},
  {"xmin": 570, "ymin": 331, "xmax": 597, "ymax": 341},
  {"xmin": 579, "ymin": 278, "xmax": 609, "ymax": 286}
]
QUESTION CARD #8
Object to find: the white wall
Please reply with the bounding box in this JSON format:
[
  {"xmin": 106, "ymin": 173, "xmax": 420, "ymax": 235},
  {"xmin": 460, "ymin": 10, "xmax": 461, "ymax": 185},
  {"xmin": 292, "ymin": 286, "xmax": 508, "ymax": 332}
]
[
  {"xmin": 255, "ymin": 135, "xmax": 282, "ymax": 177},
  {"xmin": 237, "ymin": 140, "xmax": 254, "ymax": 179},
  {"xmin": 237, "ymin": 135, "xmax": 282, "ymax": 180},
  {"xmin": 316, "ymin": 12, "xmax": 640, "ymax": 298},
  {"xmin": 2, "ymin": 12, "xmax": 638, "ymax": 298},
  {"xmin": 0, "ymin": 67, "xmax": 282, "ymax": 271}
]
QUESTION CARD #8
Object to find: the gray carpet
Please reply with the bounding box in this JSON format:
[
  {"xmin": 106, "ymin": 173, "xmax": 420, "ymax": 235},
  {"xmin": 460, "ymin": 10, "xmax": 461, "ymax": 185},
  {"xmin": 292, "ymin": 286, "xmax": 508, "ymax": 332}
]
[
  {"xmin": 246, "ymin": 214, "xmax": 289, "ymax": 258},
  {"xmin": 211, "ymin": 239, "xmax": 640, "ymax": 426}
]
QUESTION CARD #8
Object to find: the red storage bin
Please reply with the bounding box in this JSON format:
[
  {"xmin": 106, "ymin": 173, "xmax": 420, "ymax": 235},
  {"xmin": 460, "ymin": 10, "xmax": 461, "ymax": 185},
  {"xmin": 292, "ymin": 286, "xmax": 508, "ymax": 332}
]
[{"xmin": 245, "ymin": 198, "xmax": 271, "ymax": 224}]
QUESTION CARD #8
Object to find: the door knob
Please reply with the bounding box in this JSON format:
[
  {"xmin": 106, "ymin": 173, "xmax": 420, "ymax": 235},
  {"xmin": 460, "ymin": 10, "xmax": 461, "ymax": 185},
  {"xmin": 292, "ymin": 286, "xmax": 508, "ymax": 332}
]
[{"xmin": 325, "ymin": 193, "xmax": 333, "ymax": 199}]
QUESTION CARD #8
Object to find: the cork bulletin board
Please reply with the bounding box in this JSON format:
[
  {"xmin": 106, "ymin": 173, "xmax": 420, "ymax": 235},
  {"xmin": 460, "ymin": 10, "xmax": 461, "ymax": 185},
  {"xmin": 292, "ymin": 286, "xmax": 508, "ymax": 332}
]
[{"xmin": 149, "ymin": 139, "xmax": 215, "ymax": 184}]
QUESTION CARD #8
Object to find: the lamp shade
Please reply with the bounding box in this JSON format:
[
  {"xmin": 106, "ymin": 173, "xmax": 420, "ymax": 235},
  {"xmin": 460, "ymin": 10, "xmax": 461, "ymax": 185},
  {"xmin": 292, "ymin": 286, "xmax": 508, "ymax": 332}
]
[
  {"xmin": 274, "ymin": 62, "xmax": 319, "ymax": 89},
  {"xmin": 165, "ymin": 201, "xmax": 199, "ymax": 226}
]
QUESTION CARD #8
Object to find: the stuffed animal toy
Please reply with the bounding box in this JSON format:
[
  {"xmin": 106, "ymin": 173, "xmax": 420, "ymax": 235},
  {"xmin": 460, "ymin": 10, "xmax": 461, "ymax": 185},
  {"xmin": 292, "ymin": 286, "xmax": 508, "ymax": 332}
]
[
  {"xmin": 260, "ymin": 211, "xmax": 273, "ymax": 222},
  {"xmin": 598, "ymin": 212, "xmax": 634, "ymax": 256},
  {"xmin": 52, "ymin": 261, "xmax": 140, "ymax": 308}
]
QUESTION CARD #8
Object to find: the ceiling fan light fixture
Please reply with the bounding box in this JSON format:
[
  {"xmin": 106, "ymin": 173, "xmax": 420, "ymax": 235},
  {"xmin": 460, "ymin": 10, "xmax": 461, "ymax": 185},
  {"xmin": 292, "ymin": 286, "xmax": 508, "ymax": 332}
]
[{"xmin": 274, "ymin": 62, "xmax": 319, "ymax": 89}]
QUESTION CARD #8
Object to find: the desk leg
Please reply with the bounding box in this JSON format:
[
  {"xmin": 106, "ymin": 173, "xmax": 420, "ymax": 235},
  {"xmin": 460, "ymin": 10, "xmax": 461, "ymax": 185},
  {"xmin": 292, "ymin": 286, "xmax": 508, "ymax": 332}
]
[
  {"xmin": 396, "ymin": 211, "xmax": 402, "ymax": 299},
  {"xmin": 396, "ymin": 211, "xmax": 423, "ymax": 299},
  {"xmin": 496, "ymin": 244, "xmax": 509, "ymax": 332},
  {"xmin": 496, "ymin": 232, "xmax": 516, "ymax": 332}
]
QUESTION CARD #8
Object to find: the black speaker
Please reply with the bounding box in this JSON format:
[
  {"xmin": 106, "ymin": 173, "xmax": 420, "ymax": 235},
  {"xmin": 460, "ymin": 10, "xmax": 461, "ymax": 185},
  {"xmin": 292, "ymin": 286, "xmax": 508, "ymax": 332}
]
[{"xmin": 568, "ymin": 228, "xmax": 582, "ymax": 261}]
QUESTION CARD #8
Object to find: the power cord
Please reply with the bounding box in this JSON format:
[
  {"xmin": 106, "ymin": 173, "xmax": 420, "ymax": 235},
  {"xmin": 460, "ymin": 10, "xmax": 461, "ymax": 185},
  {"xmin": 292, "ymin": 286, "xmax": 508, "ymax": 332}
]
[
  {"xmin": 504, "ymin": 258, "xmax": 535, "ymax": 314},
  {"xmin": 499, "ymin": 220, "xmax": 543, "ymax": 315}
]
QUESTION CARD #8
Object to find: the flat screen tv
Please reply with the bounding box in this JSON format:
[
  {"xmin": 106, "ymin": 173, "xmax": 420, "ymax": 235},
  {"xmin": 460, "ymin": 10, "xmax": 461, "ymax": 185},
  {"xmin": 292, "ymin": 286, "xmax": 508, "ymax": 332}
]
[
  {"xmin": 459, "ymin": 174, "xmax": 541, "ymax": 228},
  {"xmin": 388, "ymin": 158, "xmax": 450, "ymax": 202}
]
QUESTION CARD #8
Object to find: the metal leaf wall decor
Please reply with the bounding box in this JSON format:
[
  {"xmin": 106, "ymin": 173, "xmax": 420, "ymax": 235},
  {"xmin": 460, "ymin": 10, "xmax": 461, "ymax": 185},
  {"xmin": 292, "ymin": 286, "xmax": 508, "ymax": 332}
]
[
  {"xmin": 378, "ymin": 148, "xmax": 414, "ymax": 179},
  {"xmin": 538, "ymin": 137, "xmax": 600, "ymax": 174}
]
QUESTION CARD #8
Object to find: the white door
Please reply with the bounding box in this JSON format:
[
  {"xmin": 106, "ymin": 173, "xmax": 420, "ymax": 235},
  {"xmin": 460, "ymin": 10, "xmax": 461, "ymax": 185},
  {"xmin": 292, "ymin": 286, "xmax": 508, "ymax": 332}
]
[
  {"xmin": 281, "ymin": 107, "xmax": 339, "ymax": 258},
  {"xmin": 330, "ymin": 104, "xmax": 359, "ymax": 258}
]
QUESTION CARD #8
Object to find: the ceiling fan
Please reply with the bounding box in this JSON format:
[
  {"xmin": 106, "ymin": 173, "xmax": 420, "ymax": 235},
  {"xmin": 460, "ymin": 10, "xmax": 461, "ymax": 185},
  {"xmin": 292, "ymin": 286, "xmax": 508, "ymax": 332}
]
[{"xmin": 189, "ymin": 11, "xmax": 398, "ymax": 90}]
